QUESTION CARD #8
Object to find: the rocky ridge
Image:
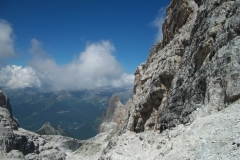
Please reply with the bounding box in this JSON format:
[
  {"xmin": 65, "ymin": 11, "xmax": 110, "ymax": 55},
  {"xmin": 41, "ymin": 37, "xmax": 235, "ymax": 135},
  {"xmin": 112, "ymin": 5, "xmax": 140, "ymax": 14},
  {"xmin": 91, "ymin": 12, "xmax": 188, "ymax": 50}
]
[
  {"xmin": 0, "ymin": 91, "xmax": 81, "ymax": 160},
  {"xmin": 98, "ymin": 95, "xmax": 133, "ymax": 134}
]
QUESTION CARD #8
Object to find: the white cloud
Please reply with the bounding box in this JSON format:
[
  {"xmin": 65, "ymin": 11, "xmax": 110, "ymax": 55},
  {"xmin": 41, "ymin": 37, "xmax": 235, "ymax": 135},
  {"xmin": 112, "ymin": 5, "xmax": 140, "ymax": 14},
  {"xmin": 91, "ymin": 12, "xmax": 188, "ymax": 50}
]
[
  {"xmin": 0, "ymin": 19, "xmax": 15, "ymax": 59},
  {"xmin": 0, "ymin": 36, "xmax": 134, "ymax": 90},
  {"xmin": 111, "ymin": 73, "xmax": 135, "ymax": 88},
  {"xmin": 152, "ymin": 7, "xmax": 167, "ymax": 42},
  {"xmin": 26, "ymin": 39, "xmax": 134, "ymax": 90},
  {"xmin": 29, "ymin": 38, "xmax": 49, "ymax": 58},
  {"xmin": 0, "ymin": 20, "xmax": 134, "ymax": 90},
  {"xmin": 0, "ymin": 65, "xmax": 41, "ymax": 89}
]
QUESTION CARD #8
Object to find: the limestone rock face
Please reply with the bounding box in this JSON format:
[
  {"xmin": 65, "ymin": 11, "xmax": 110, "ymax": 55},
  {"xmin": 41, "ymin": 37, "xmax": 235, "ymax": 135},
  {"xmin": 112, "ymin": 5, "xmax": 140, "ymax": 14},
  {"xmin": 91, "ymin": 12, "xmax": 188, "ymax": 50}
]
[
  {"xmin": 69, "ymin": 0, "xmax": 240, "ymax": 159},
  {"xmin": 0, "ymin": 91, "xmax": 80, "ymax": 160},
  {"xmin": 132, "ymin": 0, "xmax": 198, "ymax": 132},
  {"xmin": 130, "ymin": 0, "xmax": 240, "ymax": 133}
]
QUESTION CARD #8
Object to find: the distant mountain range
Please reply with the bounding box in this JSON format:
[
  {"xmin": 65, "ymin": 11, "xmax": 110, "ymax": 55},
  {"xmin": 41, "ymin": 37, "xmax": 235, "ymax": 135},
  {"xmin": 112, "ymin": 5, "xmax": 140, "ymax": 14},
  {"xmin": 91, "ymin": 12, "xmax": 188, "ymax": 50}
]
[{"xmin": 4, "ymin": 87, "xmax": 132, "ymax": 139}]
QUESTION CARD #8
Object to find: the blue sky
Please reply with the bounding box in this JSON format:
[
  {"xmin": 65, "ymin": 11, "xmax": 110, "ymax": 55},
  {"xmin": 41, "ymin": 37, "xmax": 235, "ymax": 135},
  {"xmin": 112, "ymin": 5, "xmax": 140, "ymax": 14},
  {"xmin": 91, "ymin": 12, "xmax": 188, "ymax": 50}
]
[{"xmin": 0, "ymin": 0, "xmax": 170, "ymax": 90}]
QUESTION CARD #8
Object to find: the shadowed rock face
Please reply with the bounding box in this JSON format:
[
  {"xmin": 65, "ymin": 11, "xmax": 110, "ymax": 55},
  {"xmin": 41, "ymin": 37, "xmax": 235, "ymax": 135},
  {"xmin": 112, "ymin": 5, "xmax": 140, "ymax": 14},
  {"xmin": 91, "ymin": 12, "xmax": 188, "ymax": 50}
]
[
  {"xmin": 128, "ymin": 0, "xmax": 240, "ymax": 133},
  {"xmin": 0, "ymin": 90, "xmax": 19, "ymax": 130}
]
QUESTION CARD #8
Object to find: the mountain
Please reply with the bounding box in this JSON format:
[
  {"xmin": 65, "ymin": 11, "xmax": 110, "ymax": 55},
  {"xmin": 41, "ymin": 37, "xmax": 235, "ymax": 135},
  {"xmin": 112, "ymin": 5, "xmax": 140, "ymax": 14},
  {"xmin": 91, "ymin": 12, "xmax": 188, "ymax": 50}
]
[
  {"xmin": 36, "ymin": 122, "xmax": 72, "ymax": 137},
  {"xmin": 0, "ymin": 90, "xmax": 82, "ymax": 159},
  {"xmin": 1, "ymin": 0, "xmax": 240, "ymax": 159},
  {"xmin": 98, "ymin": 95, "xmax": 131, "ymax": 133},
  {"xmin": 67, "ymin": 0, "xmax": 240, "ymax": 159},
  {"xmin": 4, "ymin": 88, "xmax": 132, "ymax": 140}
]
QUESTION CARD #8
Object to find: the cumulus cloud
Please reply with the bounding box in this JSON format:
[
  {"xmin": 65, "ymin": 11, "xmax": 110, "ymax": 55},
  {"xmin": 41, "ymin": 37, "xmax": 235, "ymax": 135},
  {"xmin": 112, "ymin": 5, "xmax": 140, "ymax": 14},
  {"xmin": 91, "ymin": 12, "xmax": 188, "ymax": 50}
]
[
  {"xmin": 0, "ymin": 65, "xmax": 41, "ymax": 89},
  {"xmin": 0, "ymin": 19, "xmax": 15, "ymax": 59},
  {"xmin": 152, "ymin": 7, "xmax": 167, "ymax": 42},
  {"xmin": 111, "ymin": 73, "xmax": 135, "ymax": 88},
  {"xmin": 29, "ymin": 38, "xmax": 47, "ymax": 57},
  {"xmin": 0, "ymin": 34, "xmax": 133, "ymax": 90},
  {"xmin": 0, "ymin": 20, "xmax": 134, "ymax": 90}
]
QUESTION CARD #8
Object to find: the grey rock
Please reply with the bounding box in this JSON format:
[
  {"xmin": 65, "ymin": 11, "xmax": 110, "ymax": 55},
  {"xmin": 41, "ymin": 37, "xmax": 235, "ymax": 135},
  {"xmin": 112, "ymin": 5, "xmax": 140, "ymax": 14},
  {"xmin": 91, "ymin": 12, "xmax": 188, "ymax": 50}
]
[
  {"xmin": 40, "ymin": 135, "xmax": 83, "ymax": 153},
  {"xmin": 6, "ymin": 150, "xmax": 24, "ymax": 160},
  {"xmin": 0, "ymin": 90, "xmax": 19, "ymax": 130},
  {"xmin": 100, "ymin": 100, "xmax": 240, "ymax": 160},
  {"xmin": 66, "ymin": 131, "xmax": 116, "ymax": 160},
  {"xmin": 127, "ymin": 0, "xmax": 240, "ymax": 133},
  {"xmin": 0, "ymin": 91, "xmax": 67, "ymax": 160},
  {"xmin": 98, "ymin": 95, "xmax": 133, "ymax": 134}
]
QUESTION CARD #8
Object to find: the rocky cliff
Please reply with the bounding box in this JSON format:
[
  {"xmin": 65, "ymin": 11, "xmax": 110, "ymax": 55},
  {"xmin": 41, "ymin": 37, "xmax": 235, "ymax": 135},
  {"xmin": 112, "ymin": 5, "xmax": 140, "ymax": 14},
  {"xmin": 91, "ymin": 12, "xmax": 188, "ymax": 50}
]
[
  {"xmin": 130, "ymin": 0, "xmax": 240, "ymax": 133},
  {"xmin": 98, "ymin": 95, "xmax": 133, "ymax": 133},
  {"xmin": 67, "ymin": 0, "xmax": 240, "ymax": 159},
  {"xmin": 0, "ymin": 91, "xmax": 82, "ymax": 160}
]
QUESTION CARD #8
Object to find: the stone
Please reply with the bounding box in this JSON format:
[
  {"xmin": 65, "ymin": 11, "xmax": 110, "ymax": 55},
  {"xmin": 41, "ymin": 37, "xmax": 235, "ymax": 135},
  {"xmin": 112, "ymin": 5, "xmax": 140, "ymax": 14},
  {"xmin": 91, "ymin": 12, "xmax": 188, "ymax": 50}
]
[
  {"xmin": 98, "ymin": 95, "xmax": 133, "ymax": 134},
  {"xmin": 126, "ymin": 0, "xmax": 240, "ymax": 133}
]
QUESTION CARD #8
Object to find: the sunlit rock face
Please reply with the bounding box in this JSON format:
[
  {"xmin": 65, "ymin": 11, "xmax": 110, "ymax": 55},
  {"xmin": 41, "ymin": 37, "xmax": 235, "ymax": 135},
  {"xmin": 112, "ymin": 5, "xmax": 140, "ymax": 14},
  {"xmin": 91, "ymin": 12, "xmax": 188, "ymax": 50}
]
[
  {"xmin": 68, "ymin": 1, "xmax": 240, "ymax": 159},
  {"xmin": 96, "ymin": 0, "xmax": 240, "ymax": 159},
  {"xmin": 129, "ymin": 0, "xmax": 240, "ymax": 133}
]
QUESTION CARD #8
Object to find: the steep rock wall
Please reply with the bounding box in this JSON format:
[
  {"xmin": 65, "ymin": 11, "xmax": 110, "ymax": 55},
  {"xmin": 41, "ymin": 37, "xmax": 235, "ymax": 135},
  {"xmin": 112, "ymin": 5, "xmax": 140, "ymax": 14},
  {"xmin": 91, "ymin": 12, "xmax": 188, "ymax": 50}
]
[
  {"xmin": 131, "ymin": 0, "xmax": 240, "ymax": 133},
  {"xmin": 67, "ymin": 1, "xmax": 240, "ymax": 159}
]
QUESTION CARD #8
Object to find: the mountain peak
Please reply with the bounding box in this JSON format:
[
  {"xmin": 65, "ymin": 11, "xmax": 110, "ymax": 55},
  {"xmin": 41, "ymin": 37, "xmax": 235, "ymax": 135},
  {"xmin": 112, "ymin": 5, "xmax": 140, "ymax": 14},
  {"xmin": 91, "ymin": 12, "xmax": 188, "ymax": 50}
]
[{"xmin": 36, "ymin": 122, "xmax": 70, "ymax": 137}]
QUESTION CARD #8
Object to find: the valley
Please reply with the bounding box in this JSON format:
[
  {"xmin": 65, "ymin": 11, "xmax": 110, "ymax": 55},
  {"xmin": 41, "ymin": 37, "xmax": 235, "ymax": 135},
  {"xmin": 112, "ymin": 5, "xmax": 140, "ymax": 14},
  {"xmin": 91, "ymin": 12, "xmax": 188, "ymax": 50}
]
[{"xmin": 4, "ymin": 88, "xmax": 132, "ymax": 139}]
